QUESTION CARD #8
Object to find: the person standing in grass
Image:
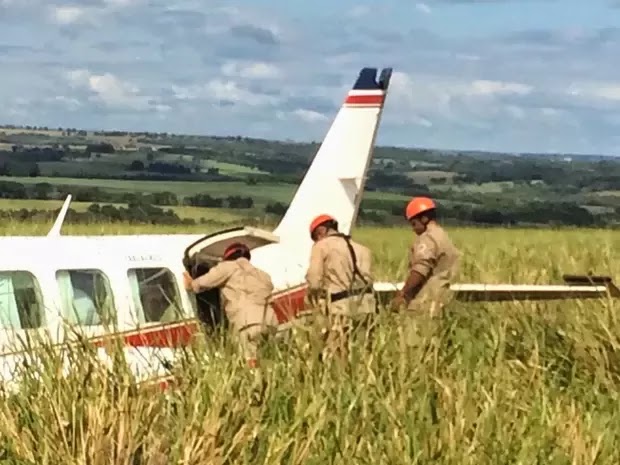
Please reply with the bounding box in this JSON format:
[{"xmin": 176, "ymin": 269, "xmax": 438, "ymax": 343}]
[
  {"xmin": 304, "ymin": 214, "xmax": 376, "ymax": 361},
  {"xmin": 392, "ymin": 197, "xmax": 460, "ymax": 318},
  {"xmin": 183, "ymin": 242, "xmax": 278, "ymax": 368}
]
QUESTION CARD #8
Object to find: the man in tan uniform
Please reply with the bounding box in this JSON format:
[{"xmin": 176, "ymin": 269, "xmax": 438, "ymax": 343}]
[
  {"xmin": 304, "ymin": 214, "xmax": 376, "ymax": 360},
  {"xmin": 392, "ymin": 197, "xmax": 460, "ymax": 317},
  {"xmin": 183, "ymin": 242, "xmax": 278, "ymax": 368}
]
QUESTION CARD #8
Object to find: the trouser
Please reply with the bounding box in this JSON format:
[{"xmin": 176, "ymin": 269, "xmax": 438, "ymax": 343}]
[
  {"xmin": 232, "ymin": 305, "xmax": 279, "ymax": 366},
  {"xmin": 400, "ymin": 293, "xmax": 455, "ymax": 348},
  {"xmin": 237, "ymin": 323, "xmax": 278, "ymax": 363},
  {"xmin": 311, "ymin": 293, "xmax": 377, "ymax": 362},
  {"xmin": 318, "ymin": 313, "xmax": 376, "ymax": 361},
  {"xmin": 406, "ymin": 287, "xmax": 453, "ymax": 318}
]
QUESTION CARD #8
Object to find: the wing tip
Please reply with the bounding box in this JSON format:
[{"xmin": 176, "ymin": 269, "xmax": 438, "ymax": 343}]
[{"xmin": 47, "ymin": 194, "xmax": 72, "ymax": 237}]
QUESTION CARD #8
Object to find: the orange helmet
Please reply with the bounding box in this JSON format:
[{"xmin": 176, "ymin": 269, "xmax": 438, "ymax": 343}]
[
  {"xmin": 405, "ymin": 197, "xmax": 436, "ymax": 220},
  {"xmin": 309, "ymin": 214, "xmax": 335, "ymax": 237},
  {"xmin": 223, "ymin": 242, "xmax": 250, "ymax": 260}
]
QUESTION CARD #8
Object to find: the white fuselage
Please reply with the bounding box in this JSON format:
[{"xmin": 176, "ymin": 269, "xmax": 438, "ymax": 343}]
[{"xmin": 0, "ymin": 232, "xmax": 316, "ymax": 390}]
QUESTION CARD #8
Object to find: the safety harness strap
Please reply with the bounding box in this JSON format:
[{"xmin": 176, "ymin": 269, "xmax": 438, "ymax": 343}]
[{"xmin": 332, "ymin": 233, "xmax": 370, "ymax": 287}]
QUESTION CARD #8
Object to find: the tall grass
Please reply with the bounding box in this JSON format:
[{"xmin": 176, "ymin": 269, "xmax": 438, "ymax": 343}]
[{"xmin": 0, "ymin": 221, "xmax": 618, "ymax": 463}]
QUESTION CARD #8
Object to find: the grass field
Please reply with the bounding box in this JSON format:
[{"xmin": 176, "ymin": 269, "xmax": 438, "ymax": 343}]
[{"xmin": 1, "ymin": 221, "xmax": 619, "ymax": 463}]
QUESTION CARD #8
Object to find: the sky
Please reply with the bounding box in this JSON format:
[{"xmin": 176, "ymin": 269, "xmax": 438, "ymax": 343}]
[{"xmin": 2, "ymin": 0, "xmax": 620, "ymax": 155}]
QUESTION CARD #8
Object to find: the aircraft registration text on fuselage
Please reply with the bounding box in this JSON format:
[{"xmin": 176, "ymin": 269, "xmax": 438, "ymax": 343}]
[{"xmin": 127, "ymin": 254, "xmax": 162, "ymax": 262}]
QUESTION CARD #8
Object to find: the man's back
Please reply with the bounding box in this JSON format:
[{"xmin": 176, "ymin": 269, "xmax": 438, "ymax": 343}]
[
  {"xmin": 194, "ymin": 257, "xmax": 274, "ymax": 327},
  {"xmin": 219, "ymin": 258, "xmax": 272, "ymax": 300},
  {"xmin": 306, "ymin": 231, "xmax": 373, "ymax": 294}
]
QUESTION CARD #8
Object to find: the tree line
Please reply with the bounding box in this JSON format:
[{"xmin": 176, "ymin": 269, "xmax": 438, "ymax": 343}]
[
  {"xmin": 1, "ymin": 203, "xmax": 193, "ymax": 226},
  {"xmin": 358, "ymin": 198, "xmax": 612, "ymax": 227},
  {"xmin": 0, "ymin": 182, "xmax": 616, "ymax": 228},
  {"xmin": 0, "ymin": 181, "xmax": 254, "ymax": 209}
]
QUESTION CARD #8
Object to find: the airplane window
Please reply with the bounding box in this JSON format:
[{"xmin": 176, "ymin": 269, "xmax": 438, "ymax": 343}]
[
  {"xmin": 0, "ymin": 271, "xmax": 44, "ymax": 330},
  {"xmin": 56, "ymin": 269, "xmax": 114, "ymax": 327},
  {"xmin": 127, "ymin": 268, "xmax": 184, "ymax": 324}
]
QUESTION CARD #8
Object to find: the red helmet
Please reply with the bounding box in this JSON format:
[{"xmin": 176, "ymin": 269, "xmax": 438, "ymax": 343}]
[
  {"xmin": 223, "ymin": 242, "xmax": 250, "ymax": 260},
  {"xmin": 309, "ymin": 214, "xmax": 335, "ymax": 237},
  {"xmin": 405, "ymin": 197, "xmax": 436, "ymax": 220}
]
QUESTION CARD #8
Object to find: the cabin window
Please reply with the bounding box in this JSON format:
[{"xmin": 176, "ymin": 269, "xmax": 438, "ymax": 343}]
[
  {"xmin": 127, "ymin": 268, "xmax": 184, "ymax": 324},
  {"xmin": 0, "ymin": 271, "xmax": 44, "ymax": 330},
  {"xmin": 56, "ymin": 269, "xmax": 114, "ymax": 326}
]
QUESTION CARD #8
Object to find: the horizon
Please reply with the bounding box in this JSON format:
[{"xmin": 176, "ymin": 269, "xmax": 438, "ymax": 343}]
[
  {"xmin": 1, "ymin": 0, "xmax": 620, "ymax": 156},
  {"xmin": 3, "ymin": 122, "xmax": 619, "ymax": 160}
]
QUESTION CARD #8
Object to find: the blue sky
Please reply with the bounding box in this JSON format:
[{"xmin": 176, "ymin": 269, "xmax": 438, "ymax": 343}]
[{"xmin": 2, "ymin": 0, "xmax": 620, "ymax": 155}]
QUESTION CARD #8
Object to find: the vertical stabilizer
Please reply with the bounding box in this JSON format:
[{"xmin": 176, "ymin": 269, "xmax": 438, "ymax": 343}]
[{"xmin": 273, "ymin": 67, "xmax": 393, "ymax": 244}]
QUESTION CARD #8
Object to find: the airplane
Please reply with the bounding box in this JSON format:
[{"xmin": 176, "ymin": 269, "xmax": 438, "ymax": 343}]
[{"xmin": 0, "ymin": 66, "xmax": 617, "ymax": 393}]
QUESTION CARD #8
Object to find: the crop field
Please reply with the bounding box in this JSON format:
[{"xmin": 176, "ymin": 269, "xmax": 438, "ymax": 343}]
[
  {"xmin": 0, "ymin": 176, "xmax": 410, "ymax": 206},
  {"xmin": 0, "ymin": 198, "xmax": 248, "ymax": 223},
  {"xmin": 1, "ymin": 221, "xmax": 619, "ymax": 463}
]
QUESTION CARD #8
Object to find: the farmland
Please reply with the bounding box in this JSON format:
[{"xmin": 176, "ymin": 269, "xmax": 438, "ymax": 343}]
[
  {"xmin": 0, "ymin": 176, "xmax": 409, "ymax": 206},
  {"xmin": 0, "ymin": 125, "xmax": 619, "ymax": 228},
  {"xmin": 1, "ymin": 221, "xmax": 619, "ymax": 463}
]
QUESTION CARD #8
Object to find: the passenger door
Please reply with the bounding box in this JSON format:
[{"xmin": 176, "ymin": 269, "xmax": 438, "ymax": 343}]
[
  {"xmin": 182, "ymin": 226, "xmax": 280, "ymax": 330},
  {"xmin": 183, "ymin": 226, "xmax": 280, "ymax": 271}
]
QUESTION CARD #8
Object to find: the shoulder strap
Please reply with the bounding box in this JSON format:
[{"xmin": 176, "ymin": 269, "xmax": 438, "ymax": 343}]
[{"xmin": 332, "ymin": 233, "xmax": 369, "ymax": 287}]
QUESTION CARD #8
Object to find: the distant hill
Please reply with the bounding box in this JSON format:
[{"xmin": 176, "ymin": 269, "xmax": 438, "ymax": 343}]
[{"xmin": 0, "ymin": 123, "xmax": 618, "ymax": 228}]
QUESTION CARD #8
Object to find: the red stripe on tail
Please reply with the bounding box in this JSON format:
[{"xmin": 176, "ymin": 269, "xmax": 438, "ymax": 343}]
[{"xmin": 345, "ymin": 94, "xmax": 385, "ymax": 106}]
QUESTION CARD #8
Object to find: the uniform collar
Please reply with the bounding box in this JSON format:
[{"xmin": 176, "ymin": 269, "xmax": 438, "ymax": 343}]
[
  {"xmin": 425, "ymin": 221, "xmax": 438, "ymax": 232},
  {"xmin": 316, "ymin": 230, "xmax": 340, "ymax": 241}
]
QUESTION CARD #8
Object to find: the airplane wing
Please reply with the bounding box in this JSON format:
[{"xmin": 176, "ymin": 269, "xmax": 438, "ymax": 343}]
[
  {"xmin": 372, "ymin": 274, "xmax": 620, "ymax": 302},
  {"xmin": 47, "ymin": 194, "xmax": 72, "ymax": 237}
]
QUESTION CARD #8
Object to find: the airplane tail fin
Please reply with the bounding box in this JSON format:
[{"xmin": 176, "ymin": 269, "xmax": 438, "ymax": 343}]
[{"xmin": 273, "ymin": 67, "xmax": 393, "ymax": 244}]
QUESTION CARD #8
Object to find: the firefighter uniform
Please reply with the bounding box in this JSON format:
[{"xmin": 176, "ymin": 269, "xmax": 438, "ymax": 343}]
[
  {"xmin": 304, "ymin": 214, "xmax": 376, "ymax": 360},
  {"xmin": 406, "ymin": 221, "xmax": 460, "ymax": 316},
  {"xmin": 184, "ymin": 244, "xmax": 278, "ymax": 366},
  {"xmin": 396, "ymin": 197, "xmax": 461, "ymax": 318}
]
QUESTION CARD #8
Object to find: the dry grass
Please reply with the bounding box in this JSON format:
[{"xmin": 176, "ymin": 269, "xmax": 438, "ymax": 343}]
[{"xmin": 0, "ymin": 221, "xmax": 619, "ymax": 463}]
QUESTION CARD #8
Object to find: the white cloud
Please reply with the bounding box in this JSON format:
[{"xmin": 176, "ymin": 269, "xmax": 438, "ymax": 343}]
[
  {"xmin": 221, "ymin": 61, "xmax": 281, "ymax": 80},
  {"xmin": 388, "ymin": 72, "xmax": 532, "ymax": 114},
  {"xmin": 103, "ymin": 0, "xmax": 142, "ymax": 6},
  {"xmin": 467, "ymin": 80, "xmax": 532, "ymax": 96},
  {"xmin": 291, "ymin": 109, "xmax": 327, "ymax": 123},
  {"xmin": 594, "ymin": 85, "xmax": 620, "ymax": 101},
  {"xmin": 569, "ymin": 82, "xmax": 620, "ymax": 101},
  {"xmin": 65, "ymin": 69, "xmax": 168, "ymax": 112},
  {"xmin": 204, "ymin": 80, "xmax": 257, "ymax": 104},
  {"xmin": 172, "ymin": 79, "xmax": 277, "ymax": 107},
  {"xmin": 66, "ymin": 69, "xmax": 90, "ymax": 86},
  {"xmin": 0, "ymin": 0, "xmax": 35, "ymax": 7},
  {"xmin": 415, "ymin": 3, "xmax": 432, "ymax": 14},
  {"xmin": 47, "ymin": 0, "xmax": 141, "ymax": 26},
  {"xmin": 50, "ymin": 5, "xmax": 86, "ymax": 25},
  {"xmin": 455, "ymin": 53, "xmax": 481, "ymax": 61},
  {"xmin": 505, "ymin": 105, "xmax": 525, "ymax": 119},
  {"xmin": 347, "ymin": 6, "xmax": 370, "ymax": 18},
  {"xmin": 541, "ymin": 107, "xmax": 561, "ymax": 117},
  {"xmin": 48, "ymin": 95, "xmax": 82, "ymax": 110}
]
